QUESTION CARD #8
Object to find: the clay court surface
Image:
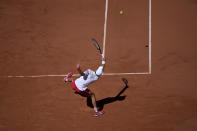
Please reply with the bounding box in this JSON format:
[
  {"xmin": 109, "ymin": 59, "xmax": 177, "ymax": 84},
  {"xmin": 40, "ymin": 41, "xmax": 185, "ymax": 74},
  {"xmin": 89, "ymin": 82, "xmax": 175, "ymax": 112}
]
[{"xmin": 0, "ymin": 0, "xmax": 197, "ymax": 130}]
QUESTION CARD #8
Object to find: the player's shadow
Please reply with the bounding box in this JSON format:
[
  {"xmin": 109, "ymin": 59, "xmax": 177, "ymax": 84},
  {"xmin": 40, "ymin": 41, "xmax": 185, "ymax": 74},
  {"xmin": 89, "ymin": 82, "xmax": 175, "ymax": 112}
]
[{"xmin": 87, "ymin": 78, "xmax": 129, "ymax": 111}]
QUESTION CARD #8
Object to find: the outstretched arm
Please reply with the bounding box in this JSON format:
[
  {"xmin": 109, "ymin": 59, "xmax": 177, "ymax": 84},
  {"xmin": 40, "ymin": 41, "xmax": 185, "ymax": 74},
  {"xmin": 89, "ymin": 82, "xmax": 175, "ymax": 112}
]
[
  {"xmin": 77, "ymin": 64, "xmax": 85, "ymax": 76},
  {"xmin": 101, "ymin": 56, "xmax": 105, "ymax": 66},
  {"xmin": 95, "ymin": 56, "xmax": 106, "ymax": 76}
]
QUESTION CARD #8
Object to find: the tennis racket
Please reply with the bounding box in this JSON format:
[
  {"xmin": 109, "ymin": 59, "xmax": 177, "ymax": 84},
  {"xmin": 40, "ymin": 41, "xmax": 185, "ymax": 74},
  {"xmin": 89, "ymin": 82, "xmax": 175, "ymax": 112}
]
[{"xmin": 92, "ymin": 38, "xmax": 102, "ymax": 55}]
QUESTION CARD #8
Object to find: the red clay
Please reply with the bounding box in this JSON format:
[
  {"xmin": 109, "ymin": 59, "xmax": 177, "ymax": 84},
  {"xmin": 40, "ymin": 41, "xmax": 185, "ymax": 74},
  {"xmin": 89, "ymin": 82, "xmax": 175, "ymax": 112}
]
[{"xmin": 0, "ymin": 0, "xmax": 197, "ymax": 130}]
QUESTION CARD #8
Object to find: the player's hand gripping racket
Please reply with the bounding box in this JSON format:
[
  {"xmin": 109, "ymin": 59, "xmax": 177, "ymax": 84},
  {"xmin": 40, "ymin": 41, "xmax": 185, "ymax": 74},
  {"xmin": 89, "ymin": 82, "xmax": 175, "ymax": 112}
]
[{"xmin": 92, "ymin": 38, "xmax": 102, "ymax": 56}]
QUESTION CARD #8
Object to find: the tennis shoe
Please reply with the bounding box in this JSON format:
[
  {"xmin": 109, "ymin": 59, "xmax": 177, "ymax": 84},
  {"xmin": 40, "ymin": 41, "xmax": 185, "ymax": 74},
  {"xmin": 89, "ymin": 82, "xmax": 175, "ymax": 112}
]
[{"xmin": 93, "ymin": 111, "xmax": 104, "ymax": 117}]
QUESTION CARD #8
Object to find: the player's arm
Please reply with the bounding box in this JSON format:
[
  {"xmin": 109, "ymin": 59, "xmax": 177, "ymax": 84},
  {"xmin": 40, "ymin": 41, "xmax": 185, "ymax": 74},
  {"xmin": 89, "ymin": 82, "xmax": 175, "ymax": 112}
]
[
  {"xmin": 101, "ymin": 56, "xmax": 106, "ymax": 66},
  {"xmin": 77, "ymin": 64, "xmax": 85, "ymax": 76},
  {"xmin": 95, "ymin": 56, "xmax": 106, "ymax": 77},
  {"xmin": 101, "ymin": 57, "xmax": 105, "ymax": 66}
]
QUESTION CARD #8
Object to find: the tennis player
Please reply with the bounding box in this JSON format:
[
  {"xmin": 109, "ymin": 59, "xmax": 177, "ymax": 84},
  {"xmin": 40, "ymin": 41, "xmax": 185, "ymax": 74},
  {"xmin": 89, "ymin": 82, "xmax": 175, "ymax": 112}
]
[{"xmin": 64, "ymin": 57, "xmax": 105, "ymax": 117}]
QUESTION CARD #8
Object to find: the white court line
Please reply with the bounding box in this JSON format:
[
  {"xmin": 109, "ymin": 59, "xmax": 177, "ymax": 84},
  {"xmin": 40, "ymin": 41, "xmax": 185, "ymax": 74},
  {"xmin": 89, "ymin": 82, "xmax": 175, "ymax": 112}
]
[
  {"xmin": 149, "ymin": 0, "xmax": 152, "ymax": 74},
  {"xmin": 6, "ymin": 74, "xmax": 79, "ymax": 78},
  {"xmin": 103, "ymin": 72, "xmax": 150, "ymax": 75},
  {"xmin": 102, "ymin": 0, "xmax": 108, "ymax": 58},
  {"xmin": 6, "ymin": 72, "xmax": 150, "ymax": 78}
]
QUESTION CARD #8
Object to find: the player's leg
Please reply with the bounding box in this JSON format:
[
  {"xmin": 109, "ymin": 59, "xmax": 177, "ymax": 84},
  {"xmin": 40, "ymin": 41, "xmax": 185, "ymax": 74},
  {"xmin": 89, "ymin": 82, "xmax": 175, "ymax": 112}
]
[
  {"xmin": 90, "ymin": 92, "xmax": 104, "ymax": 117},
  {"xmin": 90, "ymin": 92, "xmax": 98, "ymax": 111}
]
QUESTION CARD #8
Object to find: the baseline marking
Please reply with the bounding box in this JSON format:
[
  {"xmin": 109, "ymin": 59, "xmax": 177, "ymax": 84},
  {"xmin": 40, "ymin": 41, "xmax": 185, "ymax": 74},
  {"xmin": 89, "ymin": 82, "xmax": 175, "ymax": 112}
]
[
  {"xmin": 6, "ymin": 74, "xmax": 79, "ymax": 78},
  {"xmin": 5, "ymin": 72, "xmax": 150, "ymax": 78}
]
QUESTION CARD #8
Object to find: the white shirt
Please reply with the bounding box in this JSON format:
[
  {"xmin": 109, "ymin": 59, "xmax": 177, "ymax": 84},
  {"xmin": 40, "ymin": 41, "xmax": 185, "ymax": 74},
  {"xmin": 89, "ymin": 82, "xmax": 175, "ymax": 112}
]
[{"xmin": 75, "ymin": 69, "xmax": 99, "ymax": 91}]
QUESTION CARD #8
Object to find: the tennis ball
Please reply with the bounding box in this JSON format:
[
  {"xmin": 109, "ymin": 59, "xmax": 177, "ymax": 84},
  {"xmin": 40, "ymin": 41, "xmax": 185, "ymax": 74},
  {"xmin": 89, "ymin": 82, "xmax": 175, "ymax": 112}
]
[{"xmin": 120, "ymin": 10, "xmax": 123, "ymax": 15}]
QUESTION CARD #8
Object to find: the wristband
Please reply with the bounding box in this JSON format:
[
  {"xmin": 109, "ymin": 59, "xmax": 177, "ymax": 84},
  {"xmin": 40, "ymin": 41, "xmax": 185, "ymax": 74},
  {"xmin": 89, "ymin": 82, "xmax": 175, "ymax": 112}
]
[
  {"xmin": 101, "ymin": 53, "xmax": 104, "ymax": 58},
  {"xmin": 102, "ymin": 60, "xmax": 105, "ymax": 65}
]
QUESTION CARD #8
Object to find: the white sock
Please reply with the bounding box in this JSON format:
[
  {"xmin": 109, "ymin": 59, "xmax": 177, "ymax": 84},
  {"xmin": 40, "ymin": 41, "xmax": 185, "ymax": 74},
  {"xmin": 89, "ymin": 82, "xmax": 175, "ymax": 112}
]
[{"xmin": 94, "ymin": 107, "xmax": 98, "ymax": 112}]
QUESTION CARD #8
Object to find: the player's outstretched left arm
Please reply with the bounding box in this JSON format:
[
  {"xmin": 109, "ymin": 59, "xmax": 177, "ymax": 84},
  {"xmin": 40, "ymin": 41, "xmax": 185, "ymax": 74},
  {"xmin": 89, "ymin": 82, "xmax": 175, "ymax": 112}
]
[{"xmin": 77, "ymin": 64, "xmax": 85, "ymax": 76}]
